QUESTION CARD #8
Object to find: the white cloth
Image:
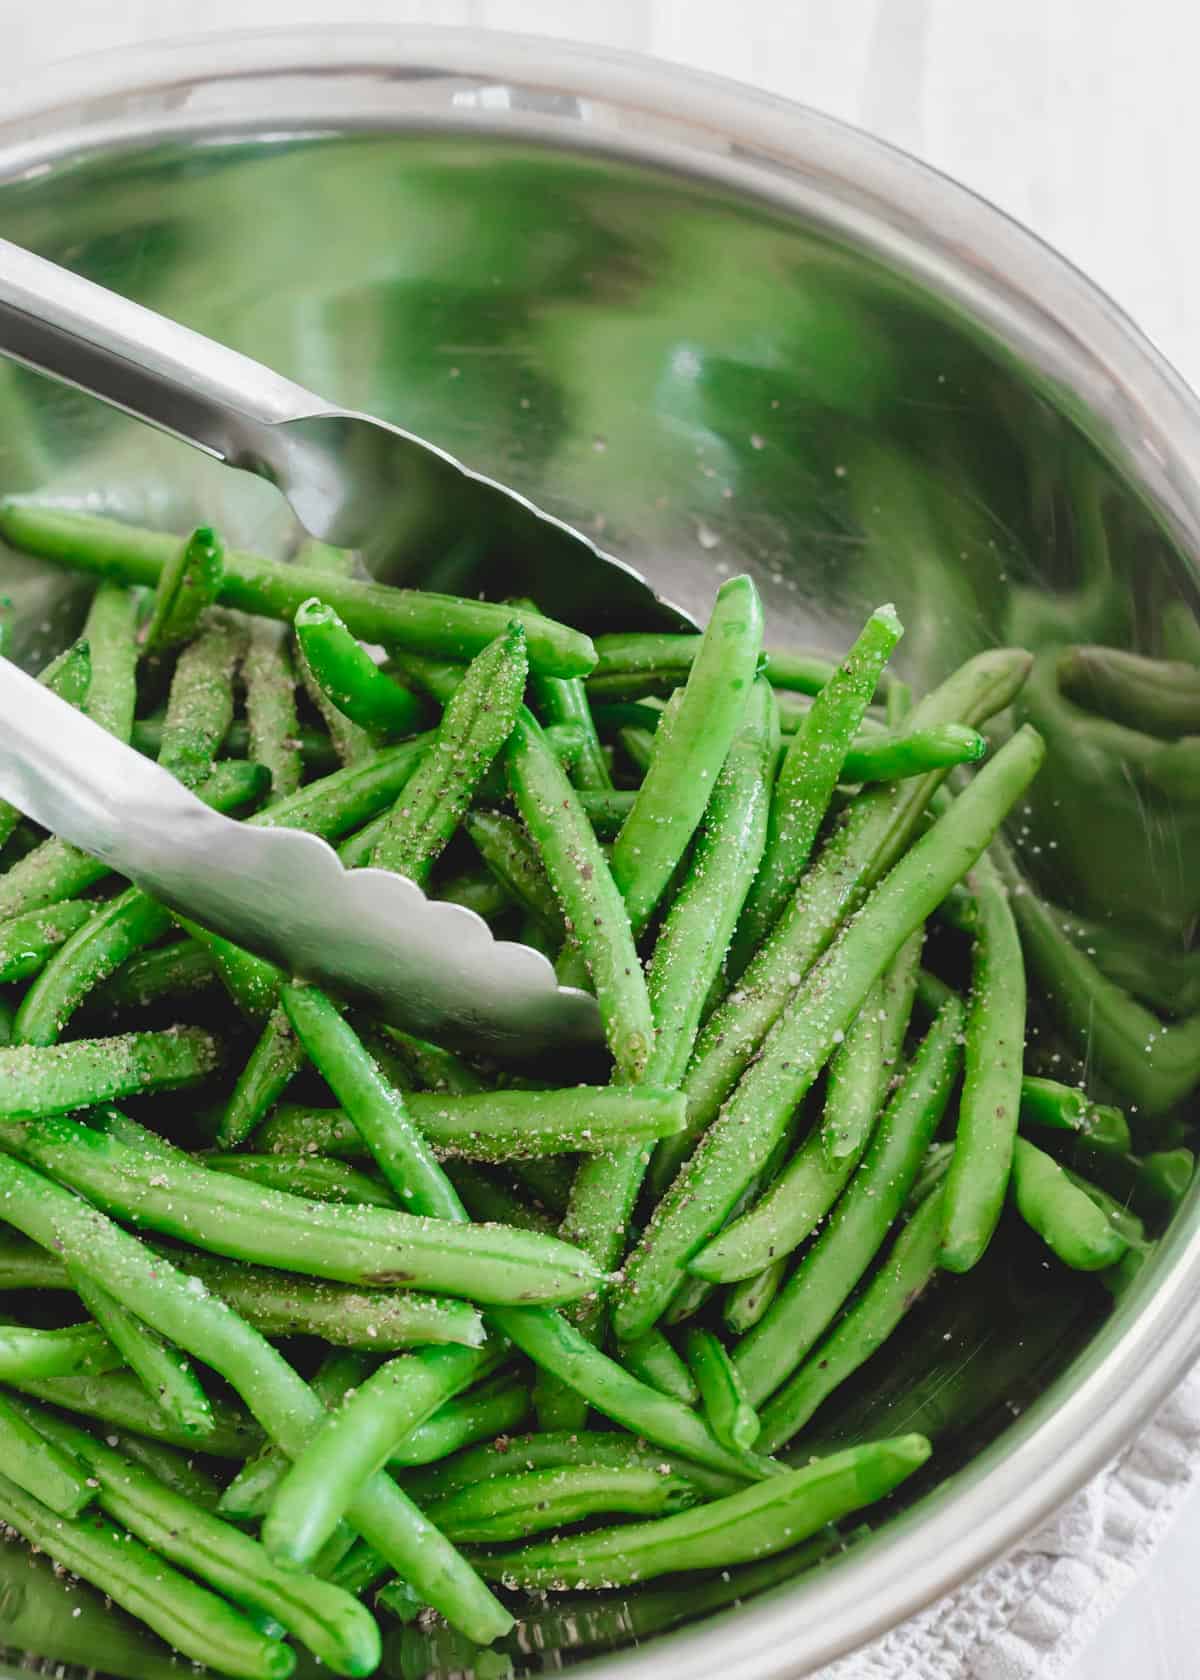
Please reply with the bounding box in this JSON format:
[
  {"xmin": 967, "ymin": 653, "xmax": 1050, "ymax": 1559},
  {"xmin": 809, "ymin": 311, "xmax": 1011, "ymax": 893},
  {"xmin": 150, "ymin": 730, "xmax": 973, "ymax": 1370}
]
[{"xmin": 828, "ymin": 1368, "xmax": 1200, "ymax": 1679}]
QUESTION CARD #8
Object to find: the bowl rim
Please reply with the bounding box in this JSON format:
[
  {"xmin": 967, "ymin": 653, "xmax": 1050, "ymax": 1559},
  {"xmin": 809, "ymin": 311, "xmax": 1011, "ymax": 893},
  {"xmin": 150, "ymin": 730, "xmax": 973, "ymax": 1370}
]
[{"xmin": 1, "ymin": 27, "xmax": 1199, "ymax": 1680}]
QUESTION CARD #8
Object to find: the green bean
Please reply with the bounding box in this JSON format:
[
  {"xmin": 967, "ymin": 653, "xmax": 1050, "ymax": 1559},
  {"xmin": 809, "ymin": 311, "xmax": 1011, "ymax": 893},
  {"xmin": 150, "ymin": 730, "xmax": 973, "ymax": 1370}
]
[
  {"xmin": 0, "ymin": 1150, "xmax": 512, "ymax": 1641},
  {"xmin": 427, "ymin": 1463, "xmax": 698, "ymax": 1544},
  {"xmin": 940, "ymin": 851, "xmax": 1025, "ymax": 1274},
  {"xmin": 1062, "ymin": 1167, "xmax": 1152, "ymax": 1252},
  {"xmin": 205, "ymin": 1151, "xmax": 394, "ymax": 1207},
  {"xmin": 685, "ymin": 1328, "xmax": 760, "ymax": 1452},
  {"xmin": 157, "ymin": 614, "xmax": 246, "ymax": 788},
  {"xmin": 1058, "ymin": 644, "xmax": 1200, "ymax": 737},
  {"xmin": 993, "ymin": 837, "xmax": 1200, "ymax": 1114},
  {"xmin": 486, "ymin": 1306, "xmax": 776, "ymax": 1483},
  {"xmin": 218, "ymin": 1352, "xmax": 371, "ymax": 1521},
  {"xmin": 242, "ymin": 618, "xmax": 303, "ymax": 800},
  {"xmin": 615, "ymin": 728, "xmax": 1042, "ymax": 1339},
  {"xmin": 13, "ymin": 889, "xmax": 174, "ymax": 1045},
  {"xmin": 0, "ymin": 1320, "xmax": 119, "ymax": 1380},
  {"xmin": 444, "ymin": 1162, "xmax": 555, "ymax": 1234},
  {"xmin": 585, "ymin": 634, "xmax": 843, "ymax": 703},
  {"xmin": 511, "ymin": 596, "xmax": 611, "ymax": 791},
  {"xmin": 730, "ymin": 606, "xmax": 902, "ymax": 977},
  {"xmin": 93, "ymin": 940, "xmax": 218, "ymax": 1013},
  {"xmin": 675, "ymin": 650, "xmax": 1034, "ymax": 1197},
  {"xmin": 371, "ymin": 1023, "xmax": 486, "ymax": 1093},
  {"xmin": 0, "ymin": 758, "xmax": 268, "ymax": 920},
  {"xmin": 1018, "ymin": 1074, "xmax": 1090, "ymax": 1130},
  {"xmin": 465, "ymin": 810, "xmax": 567, "ymax": 942},
  {"xmin": 3, "ymin": 1366, "xmax": 259, "ymax": 1456},
  {"xmin": 0, "ymin": 1391, "xmax": 95, "ymax": 1516},
  {"xmin": 645, "ymin": 675, "xmax": 777, "ymax": 1094},
  {"xmin": 616, "ymin": 1329, "xmax": 698, "ymax": 1406},
  {"xmin": 506, "ymin": 1156, "xmax": 574, "ymax": 1215},
  {"xmin": 473, "ymin": 1435, "xmax": 928, "ymax": 1589},
  {"xmin": 68, "ymin": 1268, "xmax": 214, "ymax": 1440},
  {"xmin": 294, "ymin": 596, "xmax": 424, "ymax": 740},
  {"xmin": 0, "ymin": 900, "xmax": 97, "ymax": 985},
  {"xmin": 729, "ymin": 997, "xmax": 963, "ymax": 1407},
  {"xmin": 81, "ymin": 579, "xmax": 139, "ymax": 742},
  {"xmin": 371, "ymin": 627, "xmax": 527, "ymax": 885},
  {"xmin": 506, "ymin": 708, "xmax": 653, "ymax": 1081},
  {"xmin": 722, "ymin": 1260, "xmax": 787, "ymax": 1335},
  {"xmin": 264, "ymin": 1342, "xmax": 496, "ymax": 1568},
  {"xmin": 618, "ymin": 724, "xmax": 657, "ymax": 775},
  {"xmin": 388, "ymin": 1373, "xmax": 531, "ymax": 1467},
  {"xmin": 140, "ymin": 525, "xmax": 224, "ymax": 653},
  {"xmin": 610, "ymin": 576, "xmax": 762, "ymax": 936},
  {"xmin": 12, "ymin": 1115, "xmax": 603, "ymax": 1304},
  {"xmin": 281, "ymin": 982, "xmax": 467, "ymax": 1214},
  {"xmin": 387, "ymin": 650, "xmax": 465, "ymax": 705},
  {"xmin": 105, "ymin": 1430, "xmax": 224, "ymax": 1510},
  {"xmin": 0, "ymin": 639, "xmax": 92, "ymax": 852},
  {"xmin": 326, "ymin": 1539, "xmax": 391, "ymax": 1599},
  {"xmin": 757, "ymin": 1184, "xmax": 947, "ymax": 1453},
  {"xmin": 1135, "ymin": 1148, "xmax": 1195, "ymax": 1219},
  {"xmin": 570, "ymin": 788, "xmax": 634, "ymax": 838},
  {"xmin": 218, "ymin": 1007, "xmax": 303, "ymax": 1147},
  {"xmin": 0, "ymin": 1469, "xmax": 293, "ymax": 1680},
  {"xmin": 834, "ymin": 722, "xmax": 986, "ymax": 782},
  {"xmin": 0, "ymin": 503, "xmax": 596, "ymax": 675},
  {"xmin": 436, "ymin": 867, "xmax": 514, "ymax": 922},
  {"xmin": 1009, "ymin": 1136, "xmax": 1129, "ymax": 1269},
  {"xmin": 18, "ymin": 1403, "xmax": 381, "ymax": 1678},
  {"xmin": 0, "ymin": 1026, "xmax": 220, "ymax": 1118},
  {"xmin": 130, "ymin": 711, "xmax": 337, "ymax": 772}
]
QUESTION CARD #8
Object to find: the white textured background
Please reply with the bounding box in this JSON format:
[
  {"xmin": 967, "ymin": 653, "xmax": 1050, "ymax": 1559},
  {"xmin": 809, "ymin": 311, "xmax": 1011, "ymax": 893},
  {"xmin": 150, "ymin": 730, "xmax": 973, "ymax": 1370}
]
[{"xmin": 3, "ymin": 3, "xmax": 1198, "ymax": 1676}]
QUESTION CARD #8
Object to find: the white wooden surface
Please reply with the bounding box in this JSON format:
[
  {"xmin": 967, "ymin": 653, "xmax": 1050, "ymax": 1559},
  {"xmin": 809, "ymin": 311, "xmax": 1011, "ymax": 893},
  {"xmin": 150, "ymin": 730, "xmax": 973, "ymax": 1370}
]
[{"xmin": 4, "ymin": 4, "xmax": 1199, "ymax": 1676}]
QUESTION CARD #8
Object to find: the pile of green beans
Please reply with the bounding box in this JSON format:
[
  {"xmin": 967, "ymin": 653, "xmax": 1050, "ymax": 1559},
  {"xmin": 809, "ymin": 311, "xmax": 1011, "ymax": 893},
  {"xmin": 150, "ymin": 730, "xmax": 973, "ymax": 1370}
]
[{"xmin": 0, "ymin": 497, "xmax": 1190, "ymax": 1675}]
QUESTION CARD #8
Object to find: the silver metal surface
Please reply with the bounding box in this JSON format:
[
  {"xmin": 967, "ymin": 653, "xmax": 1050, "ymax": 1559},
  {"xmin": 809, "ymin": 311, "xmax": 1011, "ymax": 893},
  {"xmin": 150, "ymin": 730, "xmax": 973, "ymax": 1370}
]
[
  {"xmin": 0, "ymin": 658, "xmax": 601, "ymax": 1055},
  {"xmin": 0, "ymin": 233, "xmax": 686, "ymax": 632},
  {"xmin": 0, "ymin": 25, "xmax": 1197, "ymax": 1680}
]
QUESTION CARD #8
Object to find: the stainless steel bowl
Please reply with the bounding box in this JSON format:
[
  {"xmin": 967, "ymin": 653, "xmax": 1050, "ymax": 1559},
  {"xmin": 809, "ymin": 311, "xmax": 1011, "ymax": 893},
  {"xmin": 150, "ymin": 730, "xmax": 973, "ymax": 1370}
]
[{"xmin": 0, "ymin": 27, "xmax": 1198, "ymax": 1680}]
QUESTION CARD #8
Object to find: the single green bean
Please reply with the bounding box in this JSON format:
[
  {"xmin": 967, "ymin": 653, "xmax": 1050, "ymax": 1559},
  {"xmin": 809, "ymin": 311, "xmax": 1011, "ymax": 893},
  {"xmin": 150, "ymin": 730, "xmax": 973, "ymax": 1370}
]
[
  {"xmin": 1136, "ymin": 1148, "xmax": 1195, "ymax": 1219},
  {"xmin": 616, "ymin": 1329, "xmax": 698, "ymax": 1406},
  {"xmin": 264, "ymin": 1342, "xmax": 496, "ymax": 1569},
  {"xmin": 0, "ymin": 758, "xmax": 268, "ymax": 919},
  {"xmin": 206, "ymin": 1152, "xmax": 397, "ymax": 1208},
  {"xmin": 0, "ymin": 901, "xmax": 97, "ymax": 985},
  {"xmin": 281, "ymin": 982, "xmax": 465, "ymax": 1214},
  {"xmin": 173, "ymin": 916, "xmax": 281, "ymax": 1019},
  {"xmin": 615, "ymin": 728, "xmax": 1043, "ymax": 1339},
  {"xmin": 473, "ymin": 1435, "xmax": 928, "ymax": 1589},
  {"xmin": 675, "ymin": 650, "xmax": 1034, "ymax": 1201},
  {"xmin": 2, "ymin": 1366, "xmax": 259, "ymax": 1456},
  {"xmin": 757, "ymin": 1183, "xmax": 947, "ymax": 1453},
  {"xmin": 0, "ymin": 1027, "xmax": 220, "ymax": 1118},
  {"xmin": 372, "ymin": 626, "xmax": 527, "ymax": 883},
  {"xmin": 0, "ymin": 1150, "xmax": 513, "ymax": 1642},
  {"xmin": 1058, "ymin": 644, "xmax": 1200, "ymax": 737},
  {"xmin": 993, "ymin": 837, "xmax": 1200, "ymax": 1114},
  {"xmin": 11, "ymin": 1115, "xmax": 603, "ymax": 1304},
  {"xmin": 465, "ymin": 810, "xmax": 567, "ymax": 942},
  {"xmin": 585, "ymin": 634, "xmax": 844, "ymax": 702},
  {"xmin": 0, "ymin": 1320, "xmax": 119, "ymax": 1380},
  {"xmin": 157, "ymin": 614, "xmax": 246, "ymax": 788},
  {"xmin": 444, "ymin": 1161, "xmax": 555, "ymax": 1233},
  {"xmin": 0, "ymin": 503, "xmax": 596, "ymax": 673},
  {"xmin": 1063, "ymin": 1167, "xmax": 1153, "ymax": 1252},
  {"xmin": 1018, "ymin": 1074, "xmax": 1091, "ymax": 1131},
  {"xmin": 81, "ymin": 579, "xmax": 139, "ymax": 742},
  {"xmin": 685, "ymin": 1328, "xmax": 761, "ymax": 1452},
  {"xmin": 427, "ymin": 1463, "xmax": 699, "ymax": 1544},
  {"xmin": 506, "ymin": 708, "xmax": 653, "ymax": 1081},
  {"xmin": 575, "ymin": 787, "xmax": 636, "ymax": 838},
  {"xmin": 105, "ymin": 1430, "xmax": 224, "ymax": 1510},
  {"xmin": 370, "ymin": 1023, "xmax": 487, "ymax": 1093},
  {"xmin": 645, "ymin": 675, "xmax": 778, "ymax": 1092},
  {"xmin": 68, "ymin": 1267, "xmax": 214, "ymax": 1440},
  {"xmin": 13, "ymin": 888, "xmax": 174, "ymax": 1045},
  {"xmin": 242, "ymin": 617, "xmax": 303, "ymax": 800},
  {"xmin": 941, "ymin": 850, "xmax": 1025, "ymax": 1273},
  {"xmin": 729, "ymin": 997, "xmax": 963, "ymax": 1407},
  {"xmin": 834, "ymin": 722, "xmax": 986, "ymax": 782},
  {"xmin": 218, "ymin": 1006, "xmax": 304, "ymax": 1147},
  {"xmin": 1009, "ymin": 1136, "xmax": 1129, "ymax": 1269},
  {"xmin": 0, "ymin": 1469, "xmax": 293, "ymax": 1680},
  {"xmin": 618, "ymin": 723, "xmax": 657, "ymax": 774},
  {"xmin": 511, "ymin": 595, "xmax": 611, "ymax": 791},
  {"xmin": 610, "ymin": 575, "xmax": 762, "ymax": 936},
  {"xmin": 730, "ymin": 605, "xmax": 902, "ymax": 977},
  {"xmin": 18, "ymin": 1403, "xmax": 381, "ymax": 1678},
  {"xmin": 294, "ymin": 596, "xmax": 424, "ymax": 739},
  {"xmin": 0, "ymin": 1390, "xmax": 95, "ymax": 1516},
  {"xmin": 140, "ymin": 524, "xmax": 224, "ymax": 653},
  {"xmin": 97, "ymin": 939, "xmax": 218, "ymax": 1011},
  {"xmin": 387, "ymin": 1373, "xmax": 531, "ymax": 1467},
  {"xmin": 486, "ymin": 1305, "xmax": 777, "ymax": 1483},
  {"xmin": 722, "ymin": 1260, "xmax": 787, "ymax": 1335}
]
